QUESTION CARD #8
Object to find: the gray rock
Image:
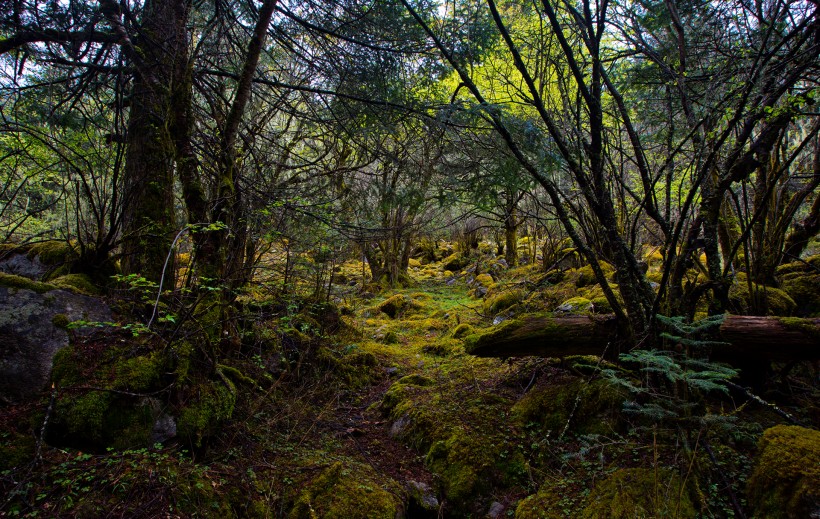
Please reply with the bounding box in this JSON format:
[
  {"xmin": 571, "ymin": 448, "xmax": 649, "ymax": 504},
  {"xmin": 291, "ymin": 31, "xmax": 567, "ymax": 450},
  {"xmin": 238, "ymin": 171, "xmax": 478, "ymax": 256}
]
[
  {"xmin": 486, "ymin": 501, "xmax": 505, "ymax": 518},
  {"xmin": 475, "ymin": 286, "xmax": 488, "ymax": 298},
  {"xmin": 492, "ymin": 315, "xmax": 506, "ymax": 326},
  {"xmin": 389, "ymin": 415, "xmax": 409, "ymax": 438},
  {"xmin": 0, "ymin": 252, "xmax": 48, "ymax": 279},
  {"xmin": 0, "ymin": 286, "xmax": 111, "ymax": 399},
  {"xmin": 407, "ymin": 480, "xmax": 439, "ymax": 511},
  {"xmin": 151, "ymin": 411, "xmax": 178, "ymax": 444},
  {"xmin": 445, "ymin": 277, "xmax": 456, "ymax": 286}
]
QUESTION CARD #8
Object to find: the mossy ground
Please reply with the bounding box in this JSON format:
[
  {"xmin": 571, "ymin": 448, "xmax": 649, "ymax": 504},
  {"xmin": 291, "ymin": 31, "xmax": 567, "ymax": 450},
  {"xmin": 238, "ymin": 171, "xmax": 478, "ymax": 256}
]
[{"xmin": 3, "ymin": 240, "xmax": 818, "ymax": 517}]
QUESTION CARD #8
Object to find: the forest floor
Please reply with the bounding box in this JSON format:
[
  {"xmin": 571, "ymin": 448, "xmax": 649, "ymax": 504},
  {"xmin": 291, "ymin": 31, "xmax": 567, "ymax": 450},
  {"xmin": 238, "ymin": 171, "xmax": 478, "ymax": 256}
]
[{"xmin": 2, "ymin": 249, "xmax": 819, "ymax": 517}]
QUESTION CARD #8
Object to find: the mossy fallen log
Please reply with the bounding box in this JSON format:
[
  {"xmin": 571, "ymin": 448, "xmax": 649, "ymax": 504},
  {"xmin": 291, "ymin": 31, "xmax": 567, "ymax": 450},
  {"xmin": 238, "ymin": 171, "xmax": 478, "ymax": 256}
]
[{"xmin": 464, "ymin": 315, "xmax": 820, "ymax": 361}]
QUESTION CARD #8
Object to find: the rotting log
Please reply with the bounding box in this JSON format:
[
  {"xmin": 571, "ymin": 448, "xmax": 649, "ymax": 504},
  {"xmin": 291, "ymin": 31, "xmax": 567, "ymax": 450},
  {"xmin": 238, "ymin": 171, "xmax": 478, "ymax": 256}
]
[{"xmin": 464, "ymin": 314, "xmax": 820, "ymax": 362}]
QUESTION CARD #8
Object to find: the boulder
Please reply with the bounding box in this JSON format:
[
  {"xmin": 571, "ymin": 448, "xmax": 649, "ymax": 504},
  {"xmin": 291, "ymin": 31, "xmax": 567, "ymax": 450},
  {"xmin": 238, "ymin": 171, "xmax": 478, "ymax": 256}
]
[{"xmin": 0, "ymin": 284, "xmax": 111, "ymax": 399}]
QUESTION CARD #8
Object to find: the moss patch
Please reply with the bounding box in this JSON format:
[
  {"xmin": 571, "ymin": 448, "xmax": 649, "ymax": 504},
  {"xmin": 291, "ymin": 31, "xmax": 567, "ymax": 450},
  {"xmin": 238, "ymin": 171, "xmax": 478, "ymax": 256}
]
[
  {"xmin": 582, "ymin": 468, "xmax": 696, "ymax": 518},
  {"xmin": 746, "ymin": 425, "xmax": 820, "ymax": 519},
  {"xmin": 177, "ymin": 379, "xmax": 237, "ymax": 447},
  {"xmin": 483, "ymin": 289, "xmax": 524, "ymax": 315},
  {"xmin": 0, "ymin": 272, "xmax": 55, "ymax": 293},
  {"xmin": 50, "ymin": 273, "xmax": 102, "ymax": 295},
  {"xmin": 510, "ymin": 378, "xmax": 625, "ymax": 436},
  {"xmin": 728, "ymin": 274, "xmax": 796, "ymax": 316},
  {"xmin": 289, "ymin": 462, "xmax": 403, "ymax": 519}
]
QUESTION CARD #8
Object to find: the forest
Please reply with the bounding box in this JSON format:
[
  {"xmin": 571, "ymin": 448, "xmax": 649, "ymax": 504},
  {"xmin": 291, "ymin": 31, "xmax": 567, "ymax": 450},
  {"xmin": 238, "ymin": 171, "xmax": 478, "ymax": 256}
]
[{"xmin": 1, "ymin": 0, "xmax": 819, "ymax": 516}]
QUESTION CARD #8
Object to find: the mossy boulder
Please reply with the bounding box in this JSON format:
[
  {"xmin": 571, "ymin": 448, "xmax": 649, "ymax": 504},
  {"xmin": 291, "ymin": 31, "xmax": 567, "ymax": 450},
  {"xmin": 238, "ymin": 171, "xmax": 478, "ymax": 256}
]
[
  {"xmin": 575, "ymin": 262, "xmax": 615, "ymax": 288},
  {"xmin": 556, "ymin": 296, "xmax": 593, "ymax": 313},
  {"xmin": 177, "ymin": 378, "xmax": 237, "ymax": 447},
  {"xmin": 0, "ymin": 271, "xmax": 55, "ymax": 293},
  {"xmin": 728, "ymin": 274, "xmax": 796, "ymax": 316},
  {"xmin": 515, "ymin": 484, "xmax": 565, "ymax": 519},
  {"xmin": 746, "ymin": 425, "xmax": 820, "ymax": 519},
  {"xmin": 0, "ymin": 283, "xmax": 111, "ymax": 398},
  {"xmin": 581, "ymin": 468, "xmax": 696, "ymax": 518},
  {"xmin": 377, "ymin": 294, "xmax": 421, "ymax": 319},
  {"xmin": 451, "ymin": 323, "xmax": 474, "ymax": 339},
  {"xmin": 483, "ymin": 289, "xmax": 524, "ymax": 315},
  {"xmin": 426, "ymin": 426, "xmax": 526, "ymax": 508},
  {"xmin": 49, "ymin": 345, "xmax": 166, "ymax": 449},
  {"xmin": 27, "ymin": 240, "xmax": 78, "ymax": 266},
  {"xmin": 777, "ymin": 257, "xmax": 820, "ymax": 316},
  {"xmin": 442, "ymin": 252, "xmax": 470, "ymax": 272},
  {"xmin": 289, "ymin": 462, "xmax": 404, "ymax": 519},
  {"xmin": 511, "ymin": 378, "xmax": 625, "ymax": 436}
]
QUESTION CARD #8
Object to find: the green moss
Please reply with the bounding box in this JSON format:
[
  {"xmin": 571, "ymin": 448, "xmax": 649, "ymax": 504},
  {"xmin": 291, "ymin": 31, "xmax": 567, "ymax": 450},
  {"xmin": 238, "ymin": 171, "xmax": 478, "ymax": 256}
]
[
  {"xmin": 177, "ymin": 379, "xmax": 237, "ymax": 447},
  {"xmin": 27, "ymin": 240, "xmax": 77, "ymax": 265},
  {"xmin": 317, "ymin": 347, "xmax": 379, "ymax": 387},
  {"xmin": 377, "ymin": 294, "xmax": 420, "ymax": 319},
  {"xmin": 51, "ymin": 313, "xmax": 71, "ymax": 329},
  {"xmin": 382, "ymin": 330, "xmax": 399, "ymax": 344},
  {"xmin": 515, "ymin": 485, "xmax": 566, "ymax": 519},
  {"xmin": 289, "ymin": 462, "xmax": 403, "ymax": 519},
  {"xmin": 0, "ymin": 432, "xmax": 35, "ymax": 470},
  {"xmin": 558, "ymin": 297, "xmax": 593, "ymax": 313},
  {"xmin": 422, "ymin": 337, "xmax": 461, "ymax": 355},
  {"xmin": 50, "ymin": 273, "xmax": 102, "ymax": 295},
  {"xmin": 0, "ymin": 272, "xmax": 56, "ymax": 293},
  {"xmin": 474, "ymin": 273, "xmax": 494, "ymax": 287},
  {"xmin": 779, "ymin": 272, "xmax": 820, "ymax": 317},
  {"xmin": 442, "ymin": 252, "xmax": 469, "ymax": 272},
  {"xmin": 451, "ymin": 323, "xmax": 474, "ymax": 339},
  {"xmin": 426, "ymin": 426, "xmax": 526, "ymax": 507},
  {"xmin": 581, "ymin": 468, "xmax": 696, "ymax": 518},
  {"xmin": 746, "ymin": 425, "xmax": 820, "ymax": 519},
  {"xmin": 58, "ymin": 391, "xmax": 112, "ymax": 442},
  {"xmin": 729, "ymin": 274, "xmax": 796, "ymax": 316},
  {"xmin": 575, "ymin": 262, "xmax": 614, "ymax": 288},
  {"xmin": 483, "ymin": 289, "xmax": 524, "ymax": 315},
  {"xmin": 114, "ymin": 353, "xmax": 164, "ymax": 392},
  {"xmin": 397, "ymin": 373, "xmax": 434, "ymax": 386},
  {"xmin": 776, "ymin": 317, "xmax": 820, "ymax": 342},
  {"xmin": 511, "ymin": 379, "xmax": 625, "ymax": 436}
]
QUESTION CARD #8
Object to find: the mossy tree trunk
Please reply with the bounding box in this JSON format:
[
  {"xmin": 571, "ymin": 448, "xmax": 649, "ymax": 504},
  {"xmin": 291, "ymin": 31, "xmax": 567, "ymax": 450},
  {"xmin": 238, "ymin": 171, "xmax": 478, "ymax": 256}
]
[
  {"xmin": 116, "ymin": 0, "xmax": 192, "ymax": 286},
  {"xmin": 504, "ymin": 193, "xmax": 518, "ymax": 267}
]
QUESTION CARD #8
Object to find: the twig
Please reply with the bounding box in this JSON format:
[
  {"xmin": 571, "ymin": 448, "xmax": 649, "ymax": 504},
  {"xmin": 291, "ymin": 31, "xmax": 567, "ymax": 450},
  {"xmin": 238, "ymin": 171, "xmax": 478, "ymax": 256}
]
[
  {"xmin": 703, "ymin": 439, "xmax": 748, "ymax": 519},
  {"xmin": 148, "ymin": 226, "xmax": 191, "ymax": 329},
  {"xmin": 35, "ymin": 383, "xmax": 58, "ymax": 463},
  {"xmin": 726, "ymin": 381, "xmax": 804, "ymax": 426},
  {"xmin": 559, "ymin": 341, "xmax": 611, "ymax": 441}
]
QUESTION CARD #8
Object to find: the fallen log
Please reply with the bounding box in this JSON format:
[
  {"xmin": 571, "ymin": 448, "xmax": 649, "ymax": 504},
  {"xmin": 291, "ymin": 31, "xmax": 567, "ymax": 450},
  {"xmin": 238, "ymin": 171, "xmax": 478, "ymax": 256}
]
[{"xmin": 464, "ymin": 314, "xmax": 820, "ymax": 361}]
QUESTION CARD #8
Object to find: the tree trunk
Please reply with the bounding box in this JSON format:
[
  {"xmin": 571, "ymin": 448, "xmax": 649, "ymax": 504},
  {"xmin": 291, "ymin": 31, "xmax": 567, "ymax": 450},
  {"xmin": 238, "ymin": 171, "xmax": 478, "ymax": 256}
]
[
  {"xmin": 464, "ymin": 314, "xmax": 820, "ymax": 363},
  {"xmin": 119, "ymin": 0, "xmax": 191, "ymax": 286}
]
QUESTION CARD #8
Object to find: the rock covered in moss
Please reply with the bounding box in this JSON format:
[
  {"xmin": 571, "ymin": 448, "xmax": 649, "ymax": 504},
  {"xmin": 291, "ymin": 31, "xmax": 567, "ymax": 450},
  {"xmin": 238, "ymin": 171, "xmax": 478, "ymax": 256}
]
[
  {"xmin": 574, "ymin": 262, "xmax": 614, "ymax": 288},
  {"xmin": 746, "ymin": 425, "xmax": 820, "ymax": 519},
  {"xmin": 426, "ymin": 426, "xmax": 525, "ymax": 508},
  {"xmin": 49, "ymin": 344, "xmax": 170, "ymax": 449},
  {"xmin": 483, "ymin": 289, "xmax": 524, "ymax": 316},
  {"xmin": 556, "ymin": 296, "xmax": 593, "ymax": 314},
  {"xmin": 515, "ymin": 484, "xmax": 565, "ymax": 519},
  {"xmin": 289, "ymin": 462, "xmax": 404, "ymax": 519},
  {"xmin": 177, "ymin": 378, "xmax": 237, "ymax": 447},
  {"xmin": 510, "ymin": 378, "xmax": 625, "ymax": 436},
  {"xmin": 728, "ymin": 273, "xmax": 796, "ymax": 316},
  {"xmin": 451, "ymin": 323, "xmax": 474, "ymax": 339},
  {"xmin": 581, "ymin": 468, "xmax": 696, "ymax": 518},
  {"xmin": 442, "ymin": 253, "xmax": 470, "ymax": 272},
  {"xmin": 777, "ymin": 256, "xmax": 820, "ymax": 317},
  {"xmin": 378, "ymin": 294, "xmax": 420, "ymax": 319}
]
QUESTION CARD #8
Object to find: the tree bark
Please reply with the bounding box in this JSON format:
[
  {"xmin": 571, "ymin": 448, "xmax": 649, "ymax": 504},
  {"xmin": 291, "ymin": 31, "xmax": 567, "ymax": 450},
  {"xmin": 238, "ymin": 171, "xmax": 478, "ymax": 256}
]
[
  {"xmin": 465, "ymin": 314, "xmax": 820, "ymax": 363},
  {"xmin": 117, "ymin": 0, "xmax": 191, "ymax": 285}
]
